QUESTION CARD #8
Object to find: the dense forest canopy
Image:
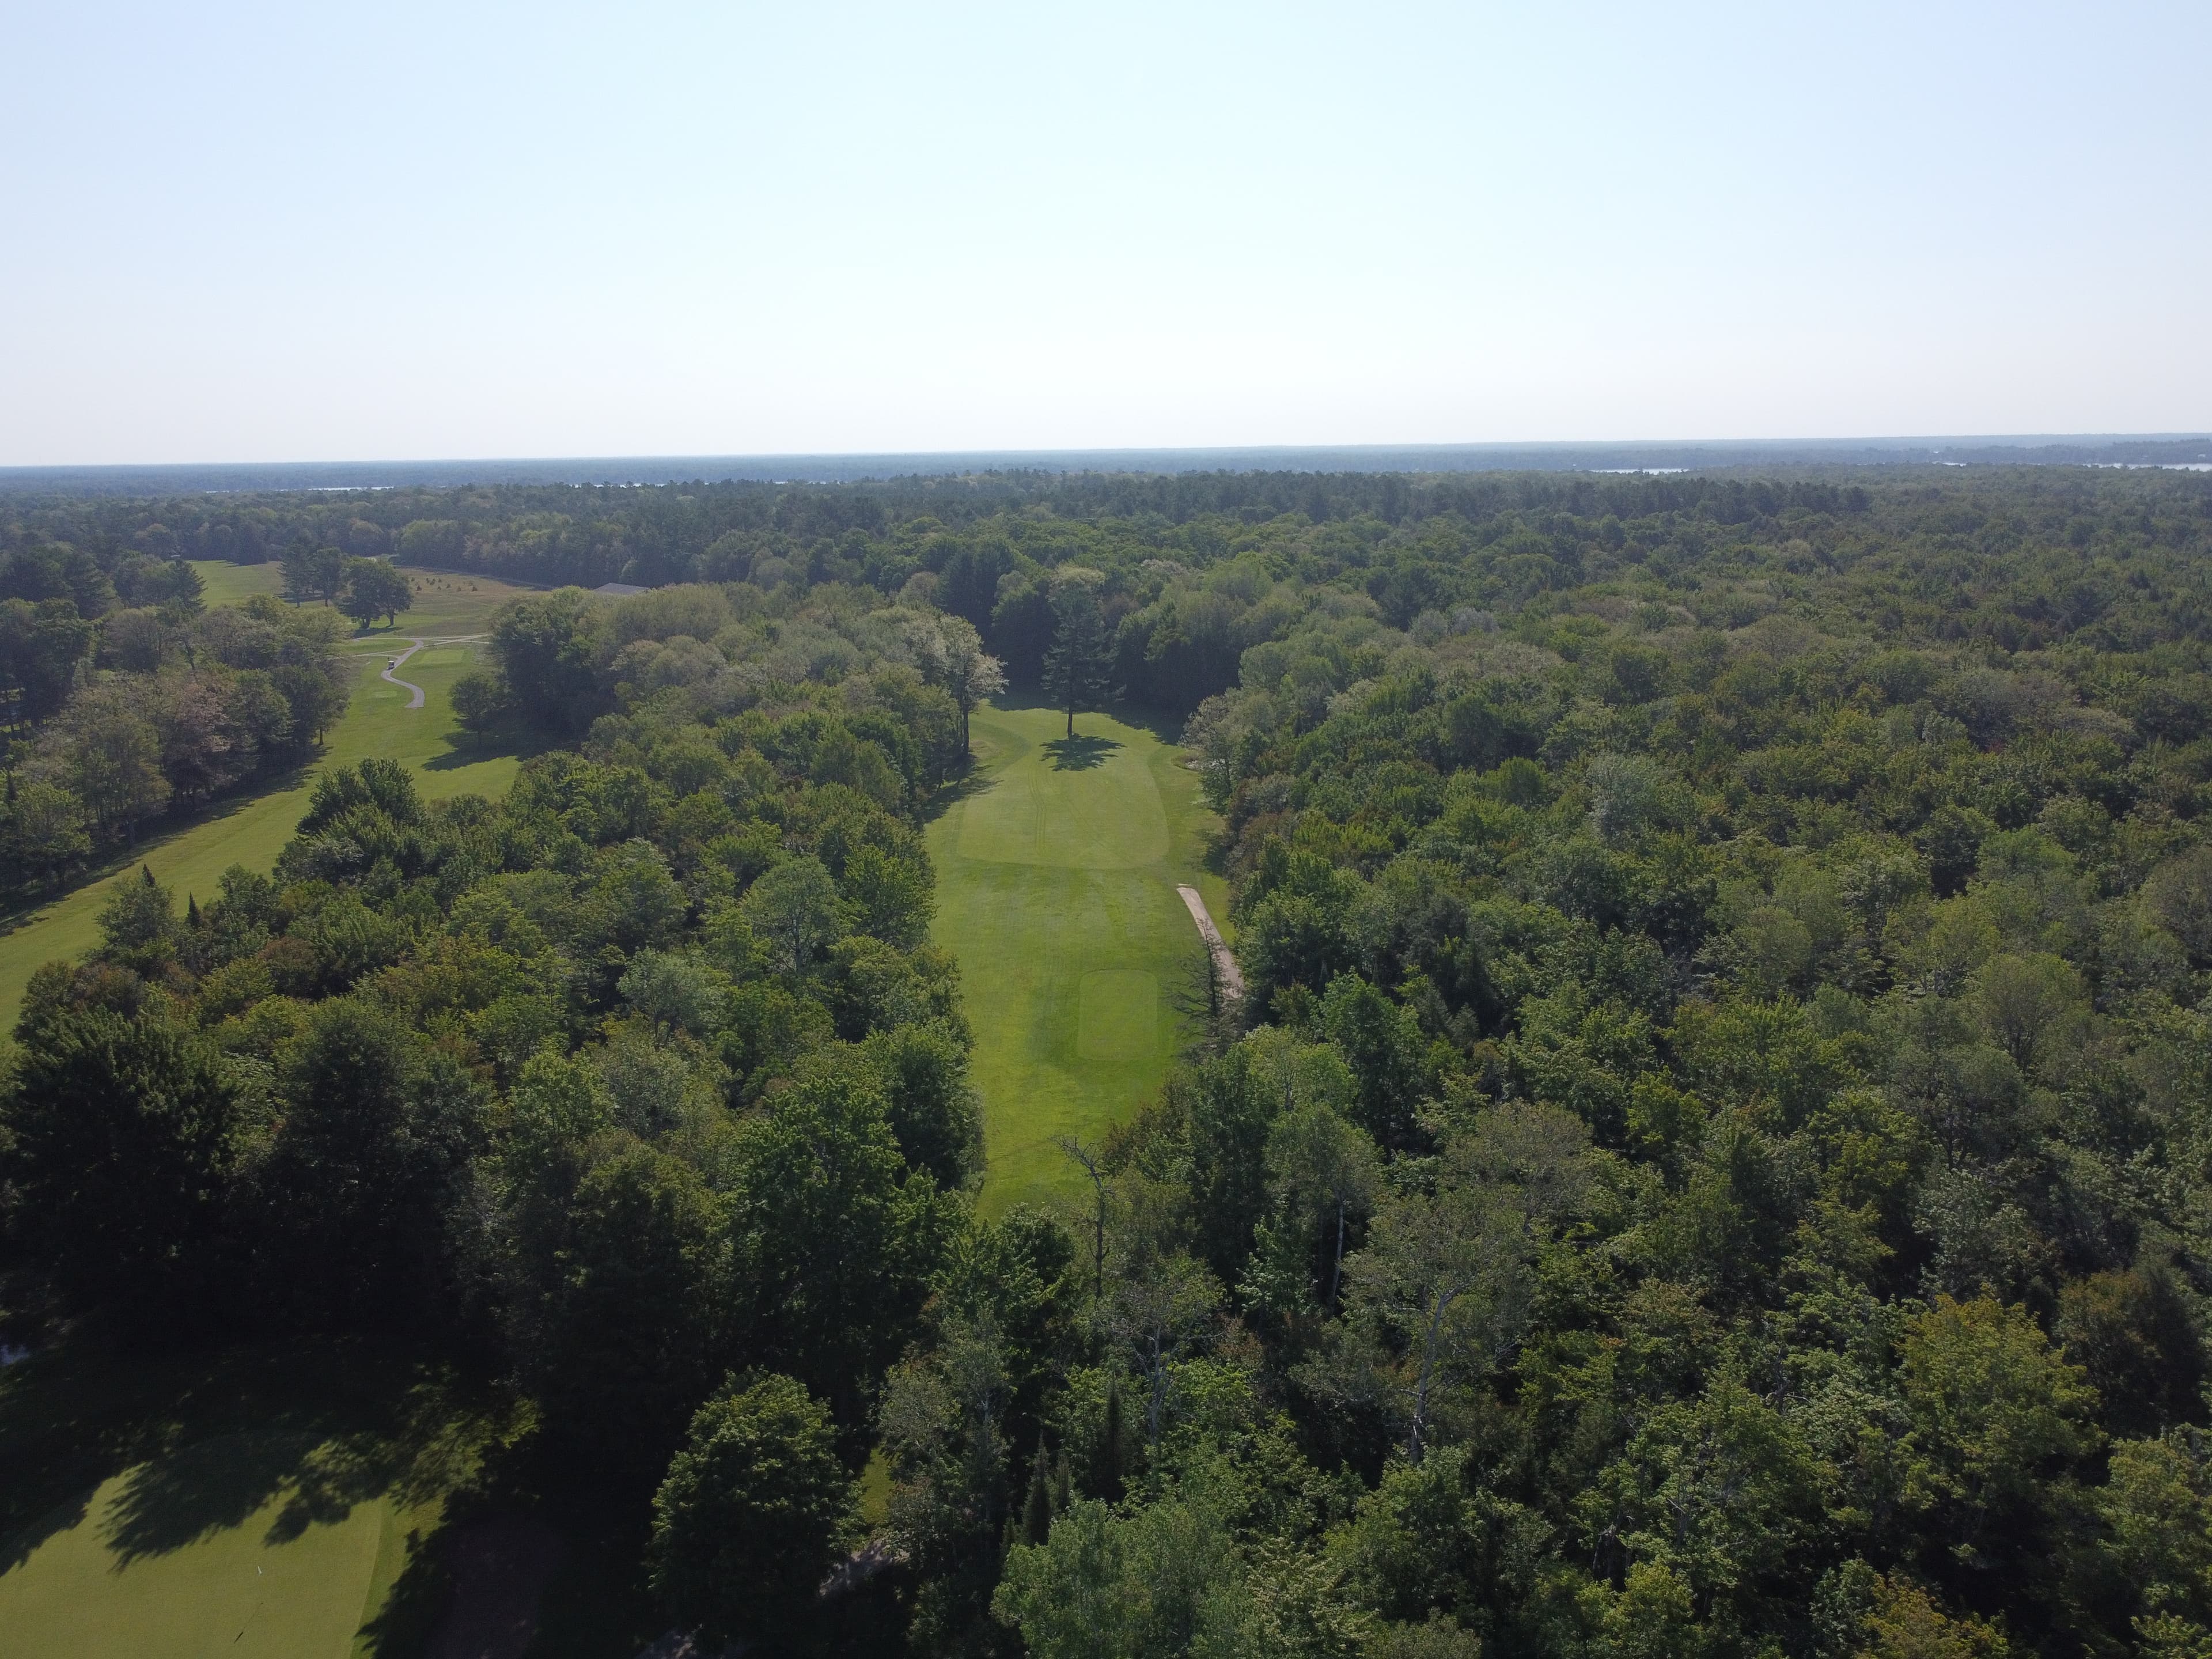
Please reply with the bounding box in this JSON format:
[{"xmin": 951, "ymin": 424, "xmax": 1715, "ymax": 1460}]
[{"xmin": 7, "ymin": 465, "xmax": 2212, "ymax": 1656}]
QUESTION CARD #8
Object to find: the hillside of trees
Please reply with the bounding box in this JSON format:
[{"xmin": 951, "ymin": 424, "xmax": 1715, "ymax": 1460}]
[{"xmin": 7, "ymin": 466, "xmax": 2212, "ymax": 1657}]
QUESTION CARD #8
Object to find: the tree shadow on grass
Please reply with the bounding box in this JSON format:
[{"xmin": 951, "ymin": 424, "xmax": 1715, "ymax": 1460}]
[
  {"xmin": 100, "ymin": 1429, "xmax": 321, "ymax": 1562},
  {"xmin": 0, "ymin": 1334, "xmax": 506, "ymax": 1576},
  {"xmin": 922, "ymin": 757, "xmax": 1001, "ymax": 824},
  {"xmin": 1044, "ymin": 733, "xmax": 1120, "ymax": 771},
  {"xmin": 422, "ymin": 715, "xmax": 562, "ymax": 774},
  {"xmin": 96, "ymin": 1373, "xmax": 489, "ymax": 1563}
]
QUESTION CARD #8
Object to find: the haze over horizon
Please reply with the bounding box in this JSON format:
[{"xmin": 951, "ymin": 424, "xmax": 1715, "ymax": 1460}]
[
  {"xmin": 7, "ymin": 0, "xmax": 2206, "ymax": 467},
  {"xmin": 9, "ymin": 433, "xmax": 2212, "ymax": 498}
]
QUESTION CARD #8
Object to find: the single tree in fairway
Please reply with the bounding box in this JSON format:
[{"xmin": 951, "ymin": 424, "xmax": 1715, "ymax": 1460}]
[
  {"xmin": 338, "ymin": 558, "xmax": 414, "ymax": 630},
  {"xmin": 1041, "ymin": 578, "xmax": 1109, "ymax": 739},
  {"xmin": 448, "ymin": 668, "xmax": 512, "ymax": 747},
  {"xmin": 282, "ymin": 544, "xmax": 347, "ymax": 607}
]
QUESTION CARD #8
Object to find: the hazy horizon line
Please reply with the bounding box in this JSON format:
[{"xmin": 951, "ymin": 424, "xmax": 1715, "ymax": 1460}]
[{"xmin": 6, "ymin": 433, "xmax": 2210, "ymax": 497}]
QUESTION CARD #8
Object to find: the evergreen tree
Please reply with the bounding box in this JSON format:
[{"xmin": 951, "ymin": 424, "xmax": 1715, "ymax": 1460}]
[
  {"xmin": 1041, "ymin": 579, "xmax": 1109, "ymax": 739},
  {"xmin": 1022, "ymin": 1438, "xmax": 1055, "ymax": 1545},
  {"xmin": 1099, "ymin": 1378, "xmax": 1125, "ymax": 1501}
]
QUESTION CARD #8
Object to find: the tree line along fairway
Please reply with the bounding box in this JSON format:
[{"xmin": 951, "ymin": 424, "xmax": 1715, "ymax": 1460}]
[
  {"xmin": 926, "ymin": 700, "xmax": 1228, "ymax": 1215},
  {"xmin": 0, "ymin": 570, "xmax": 536, "ymax": 1039}
]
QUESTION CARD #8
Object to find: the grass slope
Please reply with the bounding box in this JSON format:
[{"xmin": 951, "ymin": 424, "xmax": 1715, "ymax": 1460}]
[
  {"xmin": 929, "ymin": 702, "xmax": 1225, "ymax": 1214},
  {"xmin": 0, "ymin": 574, "xmax": 536, "ymax": 1037}
]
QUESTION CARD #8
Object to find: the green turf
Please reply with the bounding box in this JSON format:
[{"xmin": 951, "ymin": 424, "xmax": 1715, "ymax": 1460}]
[
  {"xmin": 188, "ymin": 559, "xmax": 287, "ymax": 607},
  {"xmin": 0, "ymin": 575, "xmax": 539, "ymax": 1039},
  {"xmin": 184, "ymin": 563, "xmax": 525, "ymax": 635},
  {"xmin": 374, "ymin": 567, "xmax": 532, "ymax": 640},
  {"xmin": 0, "ymin": 1336, "xmax": 499, "ymax": 1659},
  {"xmin": 0, "ymin": 1439, "xmax": 391, "ymax": 1657},
  {"xmin": 928, "ymin": 702, "xmax": 1225, "ymax": 1215}
]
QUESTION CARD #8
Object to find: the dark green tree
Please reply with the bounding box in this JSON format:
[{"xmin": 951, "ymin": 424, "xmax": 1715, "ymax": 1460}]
[
  {"xmin": 527, "ymin": 1137, "xmax": 732, "ymax": 1478},
  {"xmin": 259, "ymin": 994, "xmax": 486, "ymax": 1326},
  {"xmin": 448, "ymin": 669, "xmax": 511, "ymax": 747},
  {"xmin": 2, "ymin": 990, "xmax": 240, "ymax": 1336},
  {"xmin": 1041, "ymin": 578, "xmax": 1110, "ymax": 739},
  {"xmin": 94, "ymin": 864, "xmax": 180, "ymax": 976},
  {"xmin": 338, "ymin": 558, "xmax": 412, "ymax": 629},
  {"xmin": 650, "ymin": 1372, "xmax": 858, "ymax": 1650},
  {"xmin": 282, "ymin": 544, "xmax": 346, "ymax": 606},
  {"xmin": 487, "ymin": 587, "xmax": 606, "ymax": 734}
]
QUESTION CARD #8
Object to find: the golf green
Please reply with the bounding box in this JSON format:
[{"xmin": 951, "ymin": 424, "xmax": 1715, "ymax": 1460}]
[{"xmin": 929, "ymin": 702, "xmax": 1225, "ymax": 1214}]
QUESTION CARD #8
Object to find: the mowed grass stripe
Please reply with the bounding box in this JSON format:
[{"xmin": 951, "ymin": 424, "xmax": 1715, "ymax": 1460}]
[{"xmin": 929, "ymin": 703, "xmax": 1224, "ymax": 1215}]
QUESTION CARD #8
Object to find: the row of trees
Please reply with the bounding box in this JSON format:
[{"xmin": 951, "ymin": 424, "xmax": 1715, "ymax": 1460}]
[
  {"xmin": 0, "ymin": 580, "xmax": 998, "ymax": 1646},
  {"xmin": 0, "ymin": 531, "xmax": 361, "ymax": 900},
  {"xmin": 449, "ymin": 578, "xmax": 1006, "ymax": 770}
]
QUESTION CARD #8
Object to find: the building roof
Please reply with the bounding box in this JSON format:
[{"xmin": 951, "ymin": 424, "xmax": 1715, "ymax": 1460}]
[{"xmin": 592, "ymin": 581, "xmax": 649, "ymax": 597}]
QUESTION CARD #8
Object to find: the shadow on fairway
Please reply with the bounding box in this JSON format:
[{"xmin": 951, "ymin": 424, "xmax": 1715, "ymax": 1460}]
[
  {"xmin": 923, "ymin": 757, "xmax": 1002, "ymax": 823},
  {"xmin": 1044, "ymin": 733, "xmax": 1120, "ymax": 771},
  {"xmin": 100, "ymin": 1430, "xmax": 323, "ymax": 1562},
  {"xmin": 422, "ymin": 725, "xmax": 560, "ymax": 774}
]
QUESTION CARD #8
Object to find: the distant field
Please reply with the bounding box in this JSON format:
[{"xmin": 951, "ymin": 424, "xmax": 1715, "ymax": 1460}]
[
  {"xmin": 384, "ymin": 567, "xmax": 524, "ymax": 637},
  {"xmin": 185, "ymin": 560, "xmax": 517, "ymax": 638},
  {"xmin": 188, "ymin": 558, "xmax": 286, "ymax": 607},
  {"xmin": 0, "ymin": 573, "xmax": 535, "ymax": 1036},
  {"xmin": 927, "ymin": 702, "xmax": 1225, "ymax": 1214}
]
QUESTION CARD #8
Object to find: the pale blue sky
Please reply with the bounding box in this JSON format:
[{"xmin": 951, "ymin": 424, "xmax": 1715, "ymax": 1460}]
[{"xmin": 3, "ymin": 1, "xmax": 2205, "ymax": 464}]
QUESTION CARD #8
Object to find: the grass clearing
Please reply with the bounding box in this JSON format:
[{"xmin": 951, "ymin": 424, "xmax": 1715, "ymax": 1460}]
[
  {"xmin": 928, "ymin": 700, "xmax": 1225, "ymax": 1214},
  {"xmin": 188, "ymin": 559, "xmax": 286, "ymax": 607},
  {"xmin": 0, "ymin": 575, "xmax": 540, "ymax": 1037}
]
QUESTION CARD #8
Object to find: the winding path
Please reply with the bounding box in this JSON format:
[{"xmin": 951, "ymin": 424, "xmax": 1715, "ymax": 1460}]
[
  {"xmin": 1176, "ymin": 884, "xmax": 1244, "ymax": 998},
  {"xmin": 366, "ymin": 632, "xmax": 487, "ymax": 711},
  {"xmin": 380, "ymin": 641, "xmax": 427, "ymax": 708}
]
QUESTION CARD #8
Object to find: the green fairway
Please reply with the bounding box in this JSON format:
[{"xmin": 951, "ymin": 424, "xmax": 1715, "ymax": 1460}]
[
  {"xmin": 0, "ymin": 1438, "xmax": 392, "ymax": 1658},
  {"xmin": 928, "ymin": 702, "xmax": 1225, "ymax": 1214},
  {"xmin": 0, "ymin": 1339, "xmax": 497, "ymax": 1659},
  {"xmin": 0, "ymin": 575, "xmax": 538, "ymax": 1038},
  {"xmin": 185, "ymin": 562, "xmax": 524, "ymax": 628},
  {"xmin": 188, "ymin": 559, "xmax": 287, "ymax": 607}
]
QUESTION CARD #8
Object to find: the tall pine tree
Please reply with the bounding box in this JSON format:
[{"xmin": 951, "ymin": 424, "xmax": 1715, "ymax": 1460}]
[{"xmin": 1041, "ymin": 579, "xmax": 1109, "ymax": 739}]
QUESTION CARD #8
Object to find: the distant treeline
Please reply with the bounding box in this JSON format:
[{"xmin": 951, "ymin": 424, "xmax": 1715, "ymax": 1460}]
[{"xmin": 11, "ymin": 470, "xmax": 2212, "ymax": 726}]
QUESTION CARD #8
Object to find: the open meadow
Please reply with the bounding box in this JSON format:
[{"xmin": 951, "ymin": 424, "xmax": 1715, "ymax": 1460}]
[{"xmin": 926, "ymin": 701, "xmax": 1226, "ymax": 1215}]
